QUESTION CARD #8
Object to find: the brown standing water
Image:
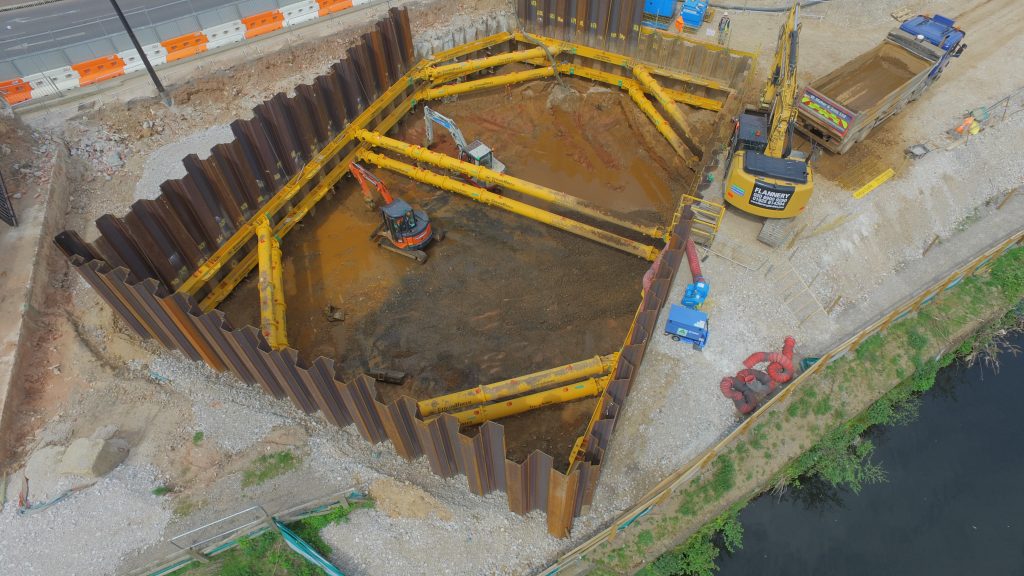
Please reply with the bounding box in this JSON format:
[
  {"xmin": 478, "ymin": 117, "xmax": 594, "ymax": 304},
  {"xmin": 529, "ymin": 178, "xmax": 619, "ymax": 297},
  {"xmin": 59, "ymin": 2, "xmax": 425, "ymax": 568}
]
[{"xmin": 218, "ymin": 76, "xmax": 702, "ymax": 468}]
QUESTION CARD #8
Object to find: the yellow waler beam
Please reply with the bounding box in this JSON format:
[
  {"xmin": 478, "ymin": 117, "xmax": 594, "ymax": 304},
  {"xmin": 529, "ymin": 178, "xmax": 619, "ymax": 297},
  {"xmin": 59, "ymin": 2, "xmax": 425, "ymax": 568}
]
[
  {"xmin": 256, "ymin": 218, "xmax": 287, "ymax": 349},
  {"xmin": 633, "ymin": 65, "xmax": 703, "ymax": 160},
  {"xmin": 195, "ymin": 35, "xmax": 519, "ymax": 310},
  {"xmin": 450, "ymin": 377, "xmax": 607, "ymax": 427},
  {"xmin": 419, "ymin": 45, "xmax": 559, "ymax": 81},
  {"xmin": 418, "ymin": 353, "xmax": 618, "ymax": 417},
  {"xmin": 452, "ymin": 56, "xmax": 724, "ymax": 112},
  {"xmin": 356, "ymin": 129, "xmax": 664, "ymax": 239},
  {"xmin": 554, "ymin": 64, "xmax": 724, "ymax": 112},
  {"xmin": 177, "ymin": 31, "xmax": 516, "ymax": 298},
  {"xmin": 626, "ymin": 83, "xmax": 698, "ymax": 166},
  {"xmin": 420, "ymin": 66, "xmax": 559, "ymax": 101},
  {"xmin": 358, "ymin": 151, "xmax": 659, "ymax": 261},
  {"xmin": 513, "ymin": 31, "xmax": 730, "ymax": 92}
]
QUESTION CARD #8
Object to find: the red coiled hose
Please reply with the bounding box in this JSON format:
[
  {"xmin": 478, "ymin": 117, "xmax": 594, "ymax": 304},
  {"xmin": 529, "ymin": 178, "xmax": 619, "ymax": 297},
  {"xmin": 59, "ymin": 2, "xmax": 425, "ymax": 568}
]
[
  {"xmin": 743, "ymin": 351, "xmax": 767, "ymax": 369},
  {"xmin": 720, "ymin": 377, "xmax": 743, "ymax": 400},
  {"xmin": 686, "ymin": 238, "xmax": 704, "ymax": 283}
]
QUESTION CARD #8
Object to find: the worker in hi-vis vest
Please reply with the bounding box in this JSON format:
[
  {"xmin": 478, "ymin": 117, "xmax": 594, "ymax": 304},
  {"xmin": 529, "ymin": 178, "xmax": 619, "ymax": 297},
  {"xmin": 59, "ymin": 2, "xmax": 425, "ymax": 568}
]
[{"xmin": 674, "ymin": 14, "xmax": 684, "ymax": 33}]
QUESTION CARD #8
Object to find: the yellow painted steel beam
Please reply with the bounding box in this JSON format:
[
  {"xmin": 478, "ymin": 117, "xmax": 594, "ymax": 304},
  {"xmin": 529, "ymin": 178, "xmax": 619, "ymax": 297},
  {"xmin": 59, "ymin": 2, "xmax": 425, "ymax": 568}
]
[
  {"xmin": 419, "ymin": 46, "xmax": 558, "ymax": 81},
  {"xmin": 552, "ymin": 63, "xmax": 724, "ymax": 111},
  {"xmin": 450, "ymin": 377, "xmax": 607, "ymax": 427},
  {"xmin": 178, "ymin": 31, "xmax": 516, "ymax": 299},
  {"xmin": 626, "ymin": 83, "xmax": 698, "ymax": 166},
  {"xmin": 356, "ymin": 129, "xmax": 664, "ymax": 240},
  {"xmin": 512, "ymin": 31, "xmax": 730, "ymax": 92},
  {"xmin": 424, "ymin": 61, "xmax": 723, "ymax": 112},
  {"xmin": 358, "ymin": 151, "xmax": 659, "ymax": 261},
  {"xmin": 419, "ymin": 66, "xmax": 558, "ymax": 101},
  {"xmin": 418, "ymin": 353, "xmax": 618, "ymax": 417},
  {"xmin": 633, "ymin": 65, "xmax": 703, "ymax": 160},
  {"xmin": 200, "ymin": 96, "xmax": 423, "ymax": 311},
  {"xmin": 256, "ymin": 218, "xmax": 288, "ymax": 349}
]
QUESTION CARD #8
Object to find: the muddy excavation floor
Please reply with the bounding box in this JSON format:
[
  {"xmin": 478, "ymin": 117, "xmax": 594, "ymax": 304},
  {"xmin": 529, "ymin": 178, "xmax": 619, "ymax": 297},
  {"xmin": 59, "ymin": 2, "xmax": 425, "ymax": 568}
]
[{"xmin": 219, "ymin": 77, "xmax": 702, "ymax": 467}]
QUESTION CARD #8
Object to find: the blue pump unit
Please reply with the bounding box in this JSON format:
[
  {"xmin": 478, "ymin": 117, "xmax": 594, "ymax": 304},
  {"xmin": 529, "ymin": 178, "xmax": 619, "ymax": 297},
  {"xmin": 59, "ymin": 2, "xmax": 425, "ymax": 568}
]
[
  {"xmin": 681, "ymin": 0, "xmax": 709, "ymax": 29},
  {"xmin": 665, "ymin": 304, "xmax": 709, "ymax": 350},
  {"xmin": 642, "ymin": 0, "xmax": 676, "ymax": 30},
  {"xmin": 682, "ymin": 280, "xmax": 709, "ymax": 308},
  {"xmin": 666, "ymin": 279, "xmax": 710, "ymax": 350}
]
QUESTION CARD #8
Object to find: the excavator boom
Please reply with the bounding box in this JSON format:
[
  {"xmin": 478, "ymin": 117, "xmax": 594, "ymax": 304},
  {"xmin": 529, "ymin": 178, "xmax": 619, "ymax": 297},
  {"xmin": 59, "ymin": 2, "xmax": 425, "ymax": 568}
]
[
  {"xmin": 423, "ymin": 105, "xmax": 469, "ymax": 150},
  {"xmin": 763, "ymin": 3, "xmax": 801, "ymax": 157},
  {"xmin": 350, "ymin": 162, "xmax": 394, "ymax": 205}
]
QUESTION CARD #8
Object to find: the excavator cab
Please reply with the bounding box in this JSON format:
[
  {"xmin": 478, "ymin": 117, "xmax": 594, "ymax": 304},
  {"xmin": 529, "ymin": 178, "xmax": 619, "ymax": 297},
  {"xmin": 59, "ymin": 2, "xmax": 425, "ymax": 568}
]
[
  {"xmin": 350, "ymin": 162, "xmax": 439, "ymax": 262},
  {"xmin": 382, "ymin": 200, "xmax": 432, "ymax": 251},
  {"xmin": 461, "ymin": 140, "xmax": 506, "ymax": 174}
]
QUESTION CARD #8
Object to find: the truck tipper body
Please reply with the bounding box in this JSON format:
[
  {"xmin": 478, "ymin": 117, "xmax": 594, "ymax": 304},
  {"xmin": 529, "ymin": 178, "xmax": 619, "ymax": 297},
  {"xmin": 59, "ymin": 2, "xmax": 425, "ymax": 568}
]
[{"xmin": 796, "ymin": 14, "xmax": 965, "ymax": 154}]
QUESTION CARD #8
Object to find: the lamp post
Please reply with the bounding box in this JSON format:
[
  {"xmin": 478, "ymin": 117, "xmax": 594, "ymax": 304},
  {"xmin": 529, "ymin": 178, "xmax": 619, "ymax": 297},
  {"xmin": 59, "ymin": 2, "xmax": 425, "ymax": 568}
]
[{"xmin": 107, "ymin": 0, "xmax": 172, "ymax": 106}]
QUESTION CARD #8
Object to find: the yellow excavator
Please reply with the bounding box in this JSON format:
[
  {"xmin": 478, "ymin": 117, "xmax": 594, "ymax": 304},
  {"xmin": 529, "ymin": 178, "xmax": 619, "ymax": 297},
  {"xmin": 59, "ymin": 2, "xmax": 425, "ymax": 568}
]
[{"xmin": 723, "ymin": 2, "xmax": 813, "ymax": 247}]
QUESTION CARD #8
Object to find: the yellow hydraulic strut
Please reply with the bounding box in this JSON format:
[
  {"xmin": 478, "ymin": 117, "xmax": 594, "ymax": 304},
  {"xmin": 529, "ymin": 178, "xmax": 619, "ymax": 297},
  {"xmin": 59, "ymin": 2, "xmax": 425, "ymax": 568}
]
[
  {"xmin": 357, "ymin": 151, "xmax": 659, "ymax": 261},
  {"xmin": 632, "ymin": 65, "xmax": 703, "ymax": 160},
  {"xmin": 356, "ymin": 129, "xmax": 664, "ymax": 240},
  {"xmin": 419, "ymin": 45, "xmax": 561, "ymax": 81},
  {"xmin": 256, "ymin": 217, "xmax": 288, "ymax": 350},
  {"xmin": 449, "ymin": 376, "xmax": 609, "ymax": 427},
  {"xmin": 418, "ymin": 353, "xmax": 618, "ymax": 417}
]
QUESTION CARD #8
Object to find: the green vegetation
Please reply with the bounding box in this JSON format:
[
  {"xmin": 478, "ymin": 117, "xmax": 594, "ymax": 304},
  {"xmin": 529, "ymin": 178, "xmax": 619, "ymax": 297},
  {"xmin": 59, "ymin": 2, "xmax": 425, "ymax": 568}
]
[
  {"xmin": 628, "ymin": 246, "xmax": 1024, "ymax": 575},
  {"xmin": 242, "ymin": 451, "xmax": 300, "ymax": 488},
  {"xmin": 639, "ymin": 505, "xmax": 744, "ymax": 576},
  {"xmin": 169, "ymin": 499, "xmax": 373, "ymax": 576},
  {"xmin": 192, "ymin": 431, "xmax": 204, "ymax": 445},
  {"xmin": 152, "ymin": 485, "xmax": 173, "ymax": 497},
  {"xmin": 174, "ymin": 496, "xmax": 203, "ymax": 517}
]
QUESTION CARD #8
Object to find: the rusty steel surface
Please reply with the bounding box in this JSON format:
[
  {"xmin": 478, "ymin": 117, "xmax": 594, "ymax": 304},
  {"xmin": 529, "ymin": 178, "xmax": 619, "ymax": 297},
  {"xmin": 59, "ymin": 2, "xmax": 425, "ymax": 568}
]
[{"xmin": 54, "ymin": 7, "xmax": 717, "ymax": 538}]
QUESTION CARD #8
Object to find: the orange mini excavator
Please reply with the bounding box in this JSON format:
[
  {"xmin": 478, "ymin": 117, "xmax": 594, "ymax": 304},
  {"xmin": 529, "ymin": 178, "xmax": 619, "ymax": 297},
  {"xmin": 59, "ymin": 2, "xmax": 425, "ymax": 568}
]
[{"xmin": 349, "ymin": 162, "xmax": 441, "ymax": 263}]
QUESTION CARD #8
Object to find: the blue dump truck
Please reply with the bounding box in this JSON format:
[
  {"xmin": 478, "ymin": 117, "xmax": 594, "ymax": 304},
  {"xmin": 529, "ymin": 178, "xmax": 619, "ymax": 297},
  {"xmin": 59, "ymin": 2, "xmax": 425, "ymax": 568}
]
[{"xmin": 796, "ymin": 14, "xmax": 966, "ymax": 154}]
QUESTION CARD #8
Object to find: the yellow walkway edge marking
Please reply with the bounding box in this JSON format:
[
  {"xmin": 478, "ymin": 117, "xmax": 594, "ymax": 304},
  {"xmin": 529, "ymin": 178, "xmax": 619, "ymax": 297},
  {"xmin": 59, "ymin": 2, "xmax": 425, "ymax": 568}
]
[{"xmin": 853, "ymin": 168, "xmax": 895, "ymax": 199}]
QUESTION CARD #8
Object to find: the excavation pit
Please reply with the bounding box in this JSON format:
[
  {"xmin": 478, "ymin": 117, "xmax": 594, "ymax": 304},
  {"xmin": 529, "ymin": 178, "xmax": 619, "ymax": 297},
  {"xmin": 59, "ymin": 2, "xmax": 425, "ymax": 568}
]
[
  {"xmin": 55, "ymin": 11, "xmax": 754, "ymax": 535},
  {"xmin": 218, "ymin": 77, "xmax": 700, "ymax": 467}
]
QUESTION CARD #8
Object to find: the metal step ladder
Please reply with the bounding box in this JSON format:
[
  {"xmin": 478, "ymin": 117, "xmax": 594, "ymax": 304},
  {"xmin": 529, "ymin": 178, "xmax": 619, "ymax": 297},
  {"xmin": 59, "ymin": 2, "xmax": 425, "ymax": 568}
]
[{"xmin": 680, "ymin": 194, "xmax": 725, "ymax": 247}]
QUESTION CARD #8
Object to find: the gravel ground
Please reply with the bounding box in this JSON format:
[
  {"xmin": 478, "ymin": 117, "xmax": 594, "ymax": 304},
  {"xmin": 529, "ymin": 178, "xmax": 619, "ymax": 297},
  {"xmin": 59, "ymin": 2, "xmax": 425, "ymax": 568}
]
[
  {"xmin": 133, "ymin": 124, "xmax": 235, "ymax": 202},
  {"xmin": 146, "ymin": 354, "xmax": 296, "ymax": 454},
  {"xmin": 0, "ymin": 465, "xmax": 171, "ymax": 576},
  {"xmin": 9, "ymin": 2, "xmax": 1021, "ymax": 576}
]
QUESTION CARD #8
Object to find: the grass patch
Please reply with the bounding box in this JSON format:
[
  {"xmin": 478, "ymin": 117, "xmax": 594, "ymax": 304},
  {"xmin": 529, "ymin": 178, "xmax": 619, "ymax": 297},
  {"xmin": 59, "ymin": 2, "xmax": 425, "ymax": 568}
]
[
  {"xmin": 242, "ymin": 451, "xmax": 300, "ymax": 488},
  {"xmin": 192, "ymin": 431, "xmax": 204, "ymax": 445},
  {"xmin": 169, "ymin": 500, "xmax": 373, "ymax": 576},
  {"xmin": 174, "ymin": 496, "xmax": 203, "ymax": 518},
  {"xmin": 639, "ymin": 505, "xmax": 744, "ymax": 576}
]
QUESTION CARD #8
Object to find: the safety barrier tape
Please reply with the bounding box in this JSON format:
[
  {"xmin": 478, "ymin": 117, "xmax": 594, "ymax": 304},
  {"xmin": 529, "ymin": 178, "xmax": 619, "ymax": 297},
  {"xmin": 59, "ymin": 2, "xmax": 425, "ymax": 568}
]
[{"xmin": 0, "ymin": 0, "xmax": 378, "ymax": 106}]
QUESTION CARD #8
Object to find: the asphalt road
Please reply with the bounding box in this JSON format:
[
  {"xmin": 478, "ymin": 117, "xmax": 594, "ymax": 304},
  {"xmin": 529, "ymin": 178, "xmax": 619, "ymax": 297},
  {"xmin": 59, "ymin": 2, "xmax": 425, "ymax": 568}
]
[{"xmin": 0, "ymin": 0, "xmax": 246, "ymax": 60}]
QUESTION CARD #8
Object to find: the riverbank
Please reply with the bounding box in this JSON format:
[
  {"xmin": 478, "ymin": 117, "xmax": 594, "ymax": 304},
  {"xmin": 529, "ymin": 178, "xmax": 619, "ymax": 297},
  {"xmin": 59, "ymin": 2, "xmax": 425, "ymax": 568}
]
[
  {"xmin": 585, "ymin": 243, "xmax": 1024, "ymax": 574},
  {"xmin": 718, "ymin": 329, "xmax": 1024, "ymax": 575}
]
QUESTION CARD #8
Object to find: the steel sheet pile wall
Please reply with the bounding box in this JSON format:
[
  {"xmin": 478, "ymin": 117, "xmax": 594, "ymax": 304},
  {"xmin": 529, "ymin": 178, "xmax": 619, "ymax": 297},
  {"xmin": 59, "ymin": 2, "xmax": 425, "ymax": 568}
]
[
  {"xmin": 517, "ymin": 0, "xmax": 644, "ymax": 53},
  {"xmin": 57, "ymin": 7, "xmax": 416, "ymax": 302},
  {"xmin": 636, "ymin": 32, "xmax": 751, "ymax": 89},
  {"xmin": 52, "ymin": 9, "xmax": 702, "ymax": 535},
  {"xmin": 516, "ymin": 0, "xmax": 750, "ymax": 92}
]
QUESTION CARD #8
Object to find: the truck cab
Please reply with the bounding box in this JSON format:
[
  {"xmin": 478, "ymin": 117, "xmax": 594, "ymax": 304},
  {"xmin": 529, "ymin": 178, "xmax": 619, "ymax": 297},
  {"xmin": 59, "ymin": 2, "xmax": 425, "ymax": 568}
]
[{"xmin": 889, "ymin": 14, "xmax": 966, "ymax": 78}]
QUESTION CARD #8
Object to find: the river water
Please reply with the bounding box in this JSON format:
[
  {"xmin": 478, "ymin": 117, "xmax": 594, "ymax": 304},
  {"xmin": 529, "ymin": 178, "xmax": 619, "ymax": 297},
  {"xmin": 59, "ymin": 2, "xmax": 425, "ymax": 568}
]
[{"xmin": 718, "ymin": 334, "xmax": 1024, "ymax": 575}]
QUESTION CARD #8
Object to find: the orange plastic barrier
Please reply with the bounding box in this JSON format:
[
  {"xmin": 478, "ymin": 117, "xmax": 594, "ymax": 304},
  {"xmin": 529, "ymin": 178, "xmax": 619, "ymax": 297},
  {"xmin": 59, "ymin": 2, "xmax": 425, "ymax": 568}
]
[
  {"xmin": 318, "ymin": 0, "xmax": 352, "ymax": 16},
  {"xmin": 242, "ymin": 10, "xmax": 285, "ymax": 38},
  {"xmin": 71, "ymin": 55, "xmax": 126, "ymax": 86},
  {"xmin": 0, "ymin": 78, "xmax": 32, "ymax": 105},
  {"xmin": 161, "ymin": 32, "xmax": 209, "ymax": 62}
]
